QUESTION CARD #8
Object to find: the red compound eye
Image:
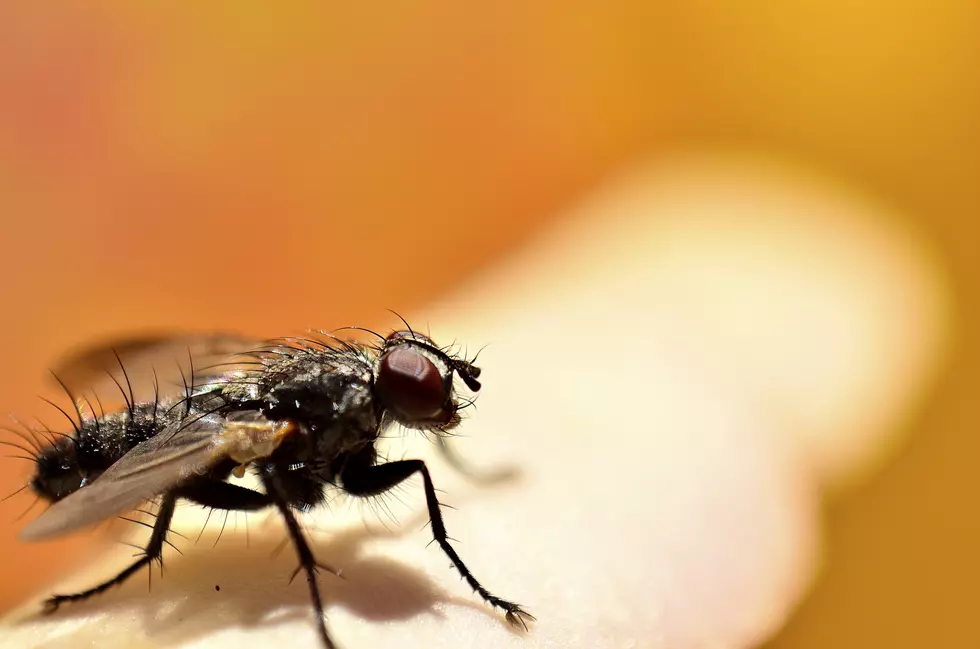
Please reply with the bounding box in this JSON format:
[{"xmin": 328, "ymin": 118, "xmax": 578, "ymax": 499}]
[{"xmin": 376, "ymin": 347, "xmax": 447, "ymax": 420}]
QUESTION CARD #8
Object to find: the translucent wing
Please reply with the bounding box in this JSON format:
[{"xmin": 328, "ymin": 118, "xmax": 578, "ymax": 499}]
[
  {"xmin": 50, "ymin": 332, "xmax": 261, "ymax": 404},
  {"xmin": 20, "ymin": 411, "xmax": 295, "ymax": 541}
]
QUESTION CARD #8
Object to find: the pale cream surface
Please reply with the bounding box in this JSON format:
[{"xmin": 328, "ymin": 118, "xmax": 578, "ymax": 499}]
[{"xmin": 0, "ymin": 154, "xmax": 949, "ymax": 649}]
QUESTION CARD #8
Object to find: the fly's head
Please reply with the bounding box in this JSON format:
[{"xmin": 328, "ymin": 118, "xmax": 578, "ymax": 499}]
[{"xmin": 373, "ymin": 330, "xmax": 482, "ymax": 433}]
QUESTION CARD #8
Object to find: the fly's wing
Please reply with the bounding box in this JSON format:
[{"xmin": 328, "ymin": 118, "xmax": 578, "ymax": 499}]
[
  {"xmin": 50, "ymin": 332, "xmax": 262, "ymax": 405},
  {"xmin": 19, "ymin": 411, "xmax": 295, "ymax": 541}
]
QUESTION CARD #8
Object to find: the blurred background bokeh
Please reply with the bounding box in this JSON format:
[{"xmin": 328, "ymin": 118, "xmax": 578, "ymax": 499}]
[{"xmin": 0, "ymin": 2, "xmax": 977, "ymax": 647}]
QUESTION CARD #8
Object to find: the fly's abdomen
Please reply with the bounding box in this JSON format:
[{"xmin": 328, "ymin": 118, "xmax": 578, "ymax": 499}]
[{"xmin": 28, "ymin": 397, "xmax": 200, "ymax": 503}]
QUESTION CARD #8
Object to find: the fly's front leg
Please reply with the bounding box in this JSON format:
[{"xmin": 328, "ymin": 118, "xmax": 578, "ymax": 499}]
[{"xmin": 340, "ymin": 458, "xmax": 534, "ymax": 629}]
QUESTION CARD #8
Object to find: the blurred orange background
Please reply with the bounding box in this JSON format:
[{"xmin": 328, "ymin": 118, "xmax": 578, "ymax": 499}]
[{"xmin": 0, "ymin": 2, "xmax": 977, "ymax": 647}]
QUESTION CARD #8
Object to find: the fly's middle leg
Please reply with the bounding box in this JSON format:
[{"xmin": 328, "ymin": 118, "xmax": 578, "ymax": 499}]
[{"xmin": 262, "ymin": 472, "xmax": 338, "ymax": 649}]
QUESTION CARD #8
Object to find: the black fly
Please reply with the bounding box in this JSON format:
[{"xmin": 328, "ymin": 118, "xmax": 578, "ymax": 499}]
[{"xmin": 13, "ymin": 325, "xmax": 533, "ymax": 648}]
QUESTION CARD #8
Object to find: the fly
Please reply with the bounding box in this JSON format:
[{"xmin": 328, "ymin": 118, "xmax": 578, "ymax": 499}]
[{"xmin": 11, "ymin": 323, "xmax": 533, "ymax": 648}]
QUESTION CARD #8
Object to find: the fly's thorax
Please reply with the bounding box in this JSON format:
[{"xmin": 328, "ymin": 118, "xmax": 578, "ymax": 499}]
[
  {"xmin": 216, "ymin": 370, "xmax": 263, "ymax": 402},
  {"xmin": 262, "ymin": 363, "xmax": 379, "ymax": 441},
  {"xmin": 251, "ymin": 366, "xmax": 380, "ymax": 482}
]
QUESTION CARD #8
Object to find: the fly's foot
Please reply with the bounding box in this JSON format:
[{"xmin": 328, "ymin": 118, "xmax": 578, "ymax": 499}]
[
  {"xmin": 503, "ymin": 604, "xmax": 535, "ymax": 631},
  {"xmin": 289, "ymin": 559, "xmax": 344, "ymax": 584}
]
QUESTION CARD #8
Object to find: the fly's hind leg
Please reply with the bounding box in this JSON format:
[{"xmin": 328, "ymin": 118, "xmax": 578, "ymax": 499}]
[{"xmin": 43, "ymin": 493, "xmax": 178, "ymax": 612}]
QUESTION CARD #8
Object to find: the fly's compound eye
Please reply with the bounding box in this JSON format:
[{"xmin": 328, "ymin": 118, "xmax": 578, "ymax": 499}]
[{"xmin": 376, "ymin": 347, "xmax": 448, "ymax": 421}]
